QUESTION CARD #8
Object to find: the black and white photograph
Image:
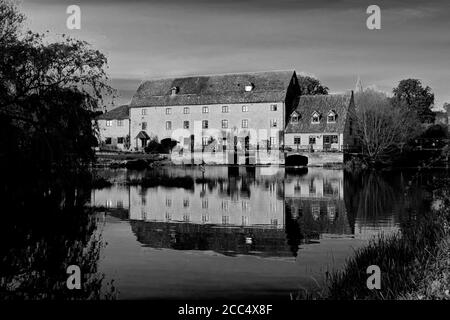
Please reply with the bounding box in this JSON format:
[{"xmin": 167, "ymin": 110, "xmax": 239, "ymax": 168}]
[{"xmin": 1, "ymin": 0, "xmax": 449, "ymax": 313}]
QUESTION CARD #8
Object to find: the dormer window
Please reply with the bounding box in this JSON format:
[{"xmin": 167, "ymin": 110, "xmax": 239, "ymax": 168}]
[
  {"xmin": 170, "ymin": 86, "xmax": 179, "ymax": 96},
  {"xmin": 244, "ymin": 83, "xmax": 255, "ymax": 92},
  {"xmin": 312, "ymin": 111, "xmax": 320, "ymax": 124},
  {"xmin": 327, "ymin": 110, "xmax": 337, "ymax": 123},
  {"xmin": 291, "ymin": 111, "xmax": 299, "ymax": 123}
]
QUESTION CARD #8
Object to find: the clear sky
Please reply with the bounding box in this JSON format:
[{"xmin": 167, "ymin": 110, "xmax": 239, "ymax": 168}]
[{"xmin": 21, "ymin": 0, "xmax": 450, "ymax": 109}]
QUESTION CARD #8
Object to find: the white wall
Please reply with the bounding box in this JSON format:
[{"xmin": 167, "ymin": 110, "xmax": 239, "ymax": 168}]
[
  {"xmin": 130, "ymin": 102, "xmax": 284, "ymax": 151},
  {"xmin": 97, "ymin": 119, "xmax": 130, "ymax": 151}
]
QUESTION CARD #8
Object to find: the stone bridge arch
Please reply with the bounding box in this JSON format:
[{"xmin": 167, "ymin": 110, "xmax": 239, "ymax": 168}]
[{"xmin": 285, "ymin": 154, "xmax": 308, "ymax": 166}]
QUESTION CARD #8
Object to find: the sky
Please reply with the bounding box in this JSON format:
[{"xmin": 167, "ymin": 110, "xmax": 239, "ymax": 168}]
[{"xmin": 20, "ymin": 0, "xmax": 450, "ymax": 109}]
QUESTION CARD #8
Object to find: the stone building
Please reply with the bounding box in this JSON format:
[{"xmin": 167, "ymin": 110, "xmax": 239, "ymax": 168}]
[
  {"xmin": 96, "ymin": 104, "xmax": 130, "ymax": 151},
  {"xmin": 129, "ymin": 71, "xmax": 301, "ymax": 153},
  {"xmin": 283, "ymin": 92, "xmax": 358, "ymax": 165}
]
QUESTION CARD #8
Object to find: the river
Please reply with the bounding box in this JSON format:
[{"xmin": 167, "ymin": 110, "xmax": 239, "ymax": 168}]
[{"xmin": 89, "ymin": 166, "xmax": 442, "ymax": 300}]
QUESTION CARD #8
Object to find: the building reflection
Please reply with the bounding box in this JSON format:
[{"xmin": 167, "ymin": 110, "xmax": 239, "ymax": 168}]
[{"xmin": 91, "ymin": 167, "xmax": 406, "ymax": 257}]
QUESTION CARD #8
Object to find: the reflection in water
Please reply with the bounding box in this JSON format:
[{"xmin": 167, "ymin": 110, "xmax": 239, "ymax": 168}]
[
  {"xmin": 92, "ymin": 167, "xmax": 428, "ymax": 258},
  {"xmin": 1, "ymin": 176, "xmax": 114, "ymax": 300}
]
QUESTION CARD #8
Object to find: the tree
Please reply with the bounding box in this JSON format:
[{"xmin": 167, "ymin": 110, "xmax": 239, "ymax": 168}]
[
  {"xmin": 0, "ymin": 0, "xmax": 112, "ymax": 179},
  {"xmin": 392, "ymin": 79, "xmax": 435, "ymax": 123},
  {"xmin": 297, "ymin": 76, "xmax": 329, "ymax": 95},
  {"xmin": 355, "ymin": 89, "xmax": 421, "ymax": 164}
]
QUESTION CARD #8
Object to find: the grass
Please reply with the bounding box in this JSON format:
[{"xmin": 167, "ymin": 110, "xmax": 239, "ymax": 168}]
[
  {"xmin": 321, "ymin": 201, "xmax": 449, "ymax": 300},
  {"xmin": 401, "ymin": 237, "xmax": 450, "ymax": 299}
]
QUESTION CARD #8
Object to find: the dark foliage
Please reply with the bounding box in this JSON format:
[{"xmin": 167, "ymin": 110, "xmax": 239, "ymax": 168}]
[
  {"xmin": 297, "ymin": 76, "xmax": 329, "ymax": 95},
  {"xmin": 392, "ymin": 79, "xmax": 435, "ymax": 123}
]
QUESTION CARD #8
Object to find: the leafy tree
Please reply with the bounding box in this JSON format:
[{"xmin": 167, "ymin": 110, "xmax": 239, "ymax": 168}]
[
  {"xmin": 297, "ymin": 76, "xmax": 329, "ymax": 95},
  {"xmin": 392, "ymin": 79, "xmax": 435, "ymax": 123},
  {"xmin": 0, "ymin": 0, "xmax": 112, "ymax": 180},
  {"xmin": 355, "ymin": 89, "xmax": 421, "ymax": 164}
]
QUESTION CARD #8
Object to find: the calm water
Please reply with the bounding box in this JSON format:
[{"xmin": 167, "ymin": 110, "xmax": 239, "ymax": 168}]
[{"xmin": 89, "ymin": 166, "xmax": 439, "ymax": 300}]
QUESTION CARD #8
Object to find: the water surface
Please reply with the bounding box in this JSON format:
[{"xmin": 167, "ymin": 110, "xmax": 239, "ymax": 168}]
[{"xmin": 90, "ymin": 166, "xmax": 437, "ymax": 299}]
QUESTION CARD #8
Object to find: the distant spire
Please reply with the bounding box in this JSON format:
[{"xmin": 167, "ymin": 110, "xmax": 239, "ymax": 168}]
[{"xmin": 355, "ymin": 75, "xmax": 364, "ymax": 93}]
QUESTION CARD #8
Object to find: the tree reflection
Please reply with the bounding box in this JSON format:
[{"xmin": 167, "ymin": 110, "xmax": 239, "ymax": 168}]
[{"xmin": 0, "ymin": 172, "xmax": 114, "ymax": 300}]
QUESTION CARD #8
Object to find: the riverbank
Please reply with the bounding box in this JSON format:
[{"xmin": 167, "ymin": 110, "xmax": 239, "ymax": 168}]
[
  {"xmin": 94, "ymin": 152, "xmax": 172, "ymax": 169},
  {"xmin": 317, "ymin": 183, "xmax": 450, "ymax": 300}
]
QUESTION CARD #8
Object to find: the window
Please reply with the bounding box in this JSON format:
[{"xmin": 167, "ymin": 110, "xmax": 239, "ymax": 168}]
[
  {"xmin": 312, "ymin": 205, "xmax": 320, "ymax": 220},
  {"xmin": 327, "ymin": 206, "xmax": 336, "ymax": 220},
  {"xmin": 117, "ymin": 137, "xmax": 124, "ymax": 144},
  {"xmin": 142, "ymin": 109, "xmax": 147, "ymax": 115},
  {"xmin": 270, "ymin": 104, "xmax": 277, "ymax": 111},
  {"xmin": 244, "ymin": 86, "xmax": 252, "ymax": 92},
  {"xmin": 117, "ymin": 120, "xmax": 123, "ymax": 127},
  {"xmin": 222, "ymin": 119, "xmax": 228, "ymax": 129},
  {"xmin": 291, "ymin": 115, "xmax": 298, "ymax": 123},
  {"xmin": 270, "ymin": 119, "xmax": 277, "ymax": 127},
  {"xmin": 202, "ymin": 106, "xmax": 209, "ymax": 114},
  {"xmin": 309, "ymin": 180, "xmax": 316, "ymax": 194},
  {"xmin": 312, "ymin": 112, "xmax": 320, "ymax": 124},
  {"xmin": 183, "ymin": 121, "xmax": 190, "ymax": 129},
  {"xmin": 171, "ymin": 87, "xmax": 178, "ymax": 95},
  {"xmin": 241, "ymin": 119, "xmax": 248, "ymax": 128},
  {"xmin": 202, "ymin": 199, "xmax": 208, "ymax": 209},
  {"xmin": 222, "ymin": 106, "xmax": 229, "ymax": 113},
  {"xmin": 202, "ymin": 214, "xmax": 209, "ymax": 223},
  {"xmin": 222, "ymin": 215, "xmax": 230, "ymax": 225},
  {"xmin": 270, "ymin": 137, "xmax": 276, "ymax": 146},
  {"xmin": 165, "ymin": 108, "xmax": 172, "ymax": 115},
  {"xmin": 242, "ymin": 105, "xmax": 248, "ymax": 112},
  {"xmin": 142, "ymin": 122, "xmax": 147, "ymax": 130},
  {"xmin": 309, "ymin": 136, "xmax": 316, "ymax": 144},
  {"xmin": 106, "ymin": 120, "xmax": 113, "ymax": 127},
  {"xmin": 244, "ymin": 83, "xmax": 254, "ymax": 92},
  {"xmin": 105, "ymin": 137, "xmax": 112, "ymax": 145},
  {"xmin": 166, "ymin": 198, "xmax": 172, "ymax": 207},
  {"xmin": 294, "ymin": 136, "xmax": 301, "ymax": 145},
  {"xmin": 183, "ymin": 107, "xmax": 190, "ymax": 114},
  {"xmin": 324, "ymin": 135, "xmax": 338, "ymax": 144},
  {"xmin": 327, "ymin": 111, "xmax": 336, "ymax": 123},
  {"xmin": 221, "ymin": 201, "xmax": 228, "ymax": 211},
  {"xmin": 183, "ymin": 199, "xmax": 189, "ymax": 208},
  {"xmin": 202, "ymin": 136, "xmax": 209, "ymax": 146},
  {"xmin": 202, "ymin": 120, "xmax": 208, "ymax": 129},
  {"xmin": 165, "ymin": 121, "xmax": 172, "ymax": 130}
]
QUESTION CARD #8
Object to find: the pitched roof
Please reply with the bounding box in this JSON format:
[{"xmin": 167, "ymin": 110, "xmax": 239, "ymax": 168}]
[
  {"xmin": 285, "ymin": 93, "xmax": 353, "ymax": 134},
  {"xmin": 130, "ymin": 70, "xmax": 296, "ymax": 107},
  {"xmin": 135, "ymin": 131, "xmax": 150, "ymax": 140},
  {"xmin": 97, "ymin": 105, "xmax": 130, "ymax": 120}
]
